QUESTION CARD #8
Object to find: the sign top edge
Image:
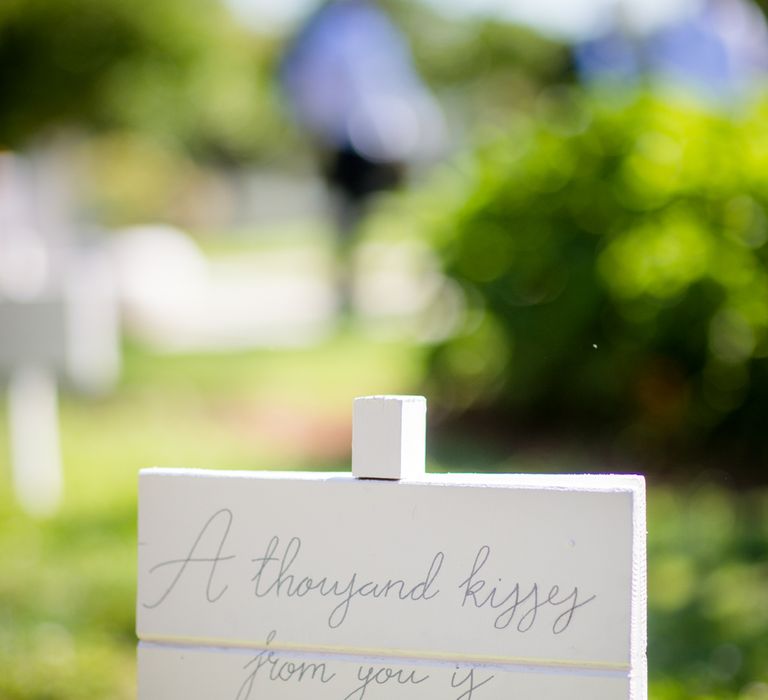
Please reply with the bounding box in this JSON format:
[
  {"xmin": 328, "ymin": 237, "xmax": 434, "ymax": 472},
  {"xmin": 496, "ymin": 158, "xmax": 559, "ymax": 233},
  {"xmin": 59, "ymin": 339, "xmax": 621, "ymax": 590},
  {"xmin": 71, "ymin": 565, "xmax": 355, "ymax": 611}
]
[{"xmin": 139, "ymin": 467, "xmax": 644, "ymax": 492}]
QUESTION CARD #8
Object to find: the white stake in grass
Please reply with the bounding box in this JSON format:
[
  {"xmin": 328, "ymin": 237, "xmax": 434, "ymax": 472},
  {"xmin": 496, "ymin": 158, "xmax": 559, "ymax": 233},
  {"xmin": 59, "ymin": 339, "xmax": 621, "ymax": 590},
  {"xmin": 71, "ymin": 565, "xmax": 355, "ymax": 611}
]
[{"xmin": 8, "ymin": 365, "xmax": 63, "ymax": 516}]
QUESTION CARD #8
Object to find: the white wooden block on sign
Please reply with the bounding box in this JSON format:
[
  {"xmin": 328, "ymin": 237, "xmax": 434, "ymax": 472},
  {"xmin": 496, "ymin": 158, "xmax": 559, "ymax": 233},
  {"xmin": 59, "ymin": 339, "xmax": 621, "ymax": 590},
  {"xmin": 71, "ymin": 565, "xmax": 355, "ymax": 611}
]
[
  {"xmin": 137, "ymin": 470, "xmax": 647, "ymax": 699},
  {"xmin": 352, "ymin": 395, "xmax": 426, "ymax": 480}
]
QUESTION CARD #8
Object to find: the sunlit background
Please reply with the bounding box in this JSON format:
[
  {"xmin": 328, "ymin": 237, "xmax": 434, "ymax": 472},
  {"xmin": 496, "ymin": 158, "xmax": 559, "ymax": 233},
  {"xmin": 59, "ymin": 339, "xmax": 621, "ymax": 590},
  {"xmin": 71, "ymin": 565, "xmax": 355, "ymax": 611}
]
[{"xmin": 1, "ymin": 0, "xmax": 768, "ymax": 697}]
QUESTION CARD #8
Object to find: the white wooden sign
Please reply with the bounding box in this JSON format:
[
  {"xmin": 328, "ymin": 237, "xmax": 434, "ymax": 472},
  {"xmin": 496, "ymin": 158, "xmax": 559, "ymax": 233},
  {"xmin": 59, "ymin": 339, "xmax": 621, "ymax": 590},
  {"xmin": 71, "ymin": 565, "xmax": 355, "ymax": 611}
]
[{"xmin": 137, "ymin": 396, "xmax": 647, "ymax": 699}]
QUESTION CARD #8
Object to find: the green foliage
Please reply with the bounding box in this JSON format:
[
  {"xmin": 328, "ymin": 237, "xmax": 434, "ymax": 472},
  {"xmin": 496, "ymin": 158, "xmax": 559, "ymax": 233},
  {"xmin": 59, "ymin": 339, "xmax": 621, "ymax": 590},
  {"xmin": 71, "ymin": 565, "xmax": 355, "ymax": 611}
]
[
  {"xmin": 387, "ymin": 2, "xmax": 572, "ymax": 125},
  {"xmin": 428, "ymin": 93, "xmax": 768, "ymax": 468},
  {"xmin": 0, "ymin": 0, "xmax": 287, "ymax": 161},
  {"xmin": 648, "ymin": 484, "xmax": 768, "ymax": 695},
  {"xmin": 0, "ymin": 0, "xmax": 570, "ymax": 165}
]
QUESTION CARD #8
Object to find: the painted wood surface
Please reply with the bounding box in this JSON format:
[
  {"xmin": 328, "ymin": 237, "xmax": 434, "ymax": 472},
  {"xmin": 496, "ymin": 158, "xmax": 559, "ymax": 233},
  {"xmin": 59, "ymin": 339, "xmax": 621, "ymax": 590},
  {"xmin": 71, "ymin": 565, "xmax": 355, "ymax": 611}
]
[
  {"xmin": 137, "ymin": 469, "xmax": 646, "ymax": 698},
  {"xmin": 138, "ymin": 640, "xmax": 631, "ymax": 700}
]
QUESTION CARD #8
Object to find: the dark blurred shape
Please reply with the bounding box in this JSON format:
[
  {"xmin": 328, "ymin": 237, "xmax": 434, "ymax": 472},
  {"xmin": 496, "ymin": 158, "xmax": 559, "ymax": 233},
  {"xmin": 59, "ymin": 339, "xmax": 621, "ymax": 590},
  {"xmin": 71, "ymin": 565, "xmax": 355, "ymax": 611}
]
[
  {"xmin": 575, "ymin": 0, "xmax": 768, "ymax": 100},
  {"xmin": 279, "ymin": 0, "xmax": 443, "ymax": 308}
]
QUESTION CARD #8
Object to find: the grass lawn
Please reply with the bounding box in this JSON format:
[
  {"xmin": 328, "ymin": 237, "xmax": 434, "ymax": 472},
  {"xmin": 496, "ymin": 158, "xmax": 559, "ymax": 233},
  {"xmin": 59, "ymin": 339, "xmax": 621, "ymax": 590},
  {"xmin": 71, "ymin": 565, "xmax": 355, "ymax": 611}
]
[{"xmin": 0, "ymin": 332, "xmax": 766, "ymax": 699}]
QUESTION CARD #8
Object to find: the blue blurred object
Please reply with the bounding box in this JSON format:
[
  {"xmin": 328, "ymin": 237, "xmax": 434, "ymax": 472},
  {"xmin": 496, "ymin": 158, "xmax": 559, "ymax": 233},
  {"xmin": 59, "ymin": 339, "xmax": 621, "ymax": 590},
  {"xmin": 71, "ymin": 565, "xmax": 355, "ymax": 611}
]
[
  {"xmin": 280, "ymin": 0, "xmax": 441, "ymax": 165},
  {"xmin": 575, "ymin": 31, "xmax": 643, "ymax": 84},
  {"xmin": 575, "ymin": 0, "xmax": 768, "ymax": 100}
]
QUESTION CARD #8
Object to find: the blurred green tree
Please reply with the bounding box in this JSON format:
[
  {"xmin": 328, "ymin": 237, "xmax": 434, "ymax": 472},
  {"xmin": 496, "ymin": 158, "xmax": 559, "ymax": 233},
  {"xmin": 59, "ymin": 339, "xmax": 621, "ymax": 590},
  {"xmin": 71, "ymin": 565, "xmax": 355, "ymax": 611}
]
[
  {"xmin": 0, "ymin": 0, "xmax": 285, "ymax": 162},
  {"xmin": 427, "ymin": 93, "xmax": 768, "ymax": 475},
  {"xmin": 386, "ymin": 1, "xmax": 573, "ymax": 128}
]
